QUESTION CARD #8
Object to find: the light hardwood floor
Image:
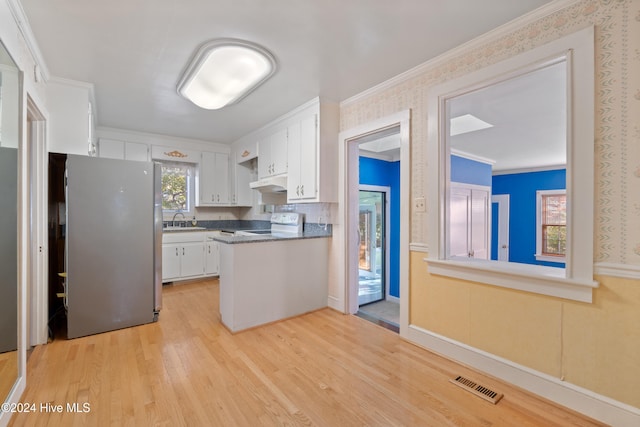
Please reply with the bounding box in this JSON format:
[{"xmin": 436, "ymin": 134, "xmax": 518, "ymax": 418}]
[{"xmin": 9, "ymin": 279, "xmax": 604, "ymax": 426}]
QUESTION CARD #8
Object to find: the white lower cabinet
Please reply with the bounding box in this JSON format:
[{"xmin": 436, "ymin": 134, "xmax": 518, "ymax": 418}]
[
  {"xmin": 205, "ymin": 232, "xmax": 220, "ymax": 275},
  {"xmin": 162, "ymin": 231, "xmax": 220, "ymax": 282}
]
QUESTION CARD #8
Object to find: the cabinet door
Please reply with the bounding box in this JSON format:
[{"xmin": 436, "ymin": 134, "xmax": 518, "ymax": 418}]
[
  {"xmin": 205, "ymin": 241, "xmax": 219, "ymax": 275},
  {"xmin": 213, "ymin": 152, "xmax": 229, "ymax": 204},
  {"xmin": 200, "ymin": 152, "xmax": 217, "ymax": 204},
  {"xmin": 287, "ymin": 115, "xmax": 318, "ymax": 202},
  {"xmin": 257, "ymin": 138, "xmax": 271, "ymax": 179},
  {"xmin": 98, "ymin": 138, "xmax": 125, "ymax": 159},
  {"xmin": 162, "ymin": 244, "xmax": 181, "ymax": 281},
  {"xmin": 470, "ymin": 188, "xmax": 490, "ymax": 260},
  {"xmin": 180, "ymin": 242, "xmax": 205, "ymax": 278},
  {"xmin": 449, "ymin": 184, "xmax": 489, "ymax": 259},
  {"xmin": 125, "ymin": 142, "xmax": 149, "ymax": 162},
  {"xmin": 298, "ymin": 115, "xmax": 318, "ymax": 200},
  {"xmin": 286, "ymin": 122, "xmax": 301, "ymax": 198},
  {"xmin": 270, "ymin": 129, "xmax": 288, "ymax": 176},
  {"xmin": 233, "ymin": 161, "xmax": 254, "ymax": 206}
]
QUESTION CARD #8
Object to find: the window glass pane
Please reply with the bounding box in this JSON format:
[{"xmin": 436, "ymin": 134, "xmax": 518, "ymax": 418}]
[
  {"xmin": 541, "ymin": 193, "xmax": 566, "ymax": 256},
  {"xmin": 161, "ymin": 163, "xmax": 191, "ymax": 211},
  {"xmin": 542, "ymin": 225, "xmax": 566, "ymax": 255},
  {"xmin": 542, "ymin": 195, "xmax": 566, "ymax": 225}
]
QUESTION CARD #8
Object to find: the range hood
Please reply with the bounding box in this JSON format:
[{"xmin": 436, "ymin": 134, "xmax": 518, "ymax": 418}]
[{"xmin": 249, "ymin": 175, "xmax": 287, "ymax": 193}]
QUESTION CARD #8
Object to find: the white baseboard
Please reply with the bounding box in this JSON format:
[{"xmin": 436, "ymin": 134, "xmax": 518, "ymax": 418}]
[
  {"xmin": 406, "ymin": 325, "xmax": 640, "ymax": 427},
  {"xmin": 386, "ymin": 295, "xmax": 400, "ymax": 303},
  {"xmin": 327, "ymin": 295, "xmax": 344, "ymax": 313}
]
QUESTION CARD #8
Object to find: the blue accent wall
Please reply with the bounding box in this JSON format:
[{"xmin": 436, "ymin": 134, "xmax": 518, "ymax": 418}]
[
  {"xmin": 359, "ymin": 157, "xmax": 400, "ymax": 298},
  {"xmin": 492, "ymin": 169, "xmax": 566, "ymax": 267},
  {"xmin": 451, "ymin": 155, "xmax": 493, "ymax": 186}
]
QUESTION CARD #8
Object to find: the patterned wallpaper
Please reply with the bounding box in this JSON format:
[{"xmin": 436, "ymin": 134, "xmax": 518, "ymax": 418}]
[{"xmin": 341, "ymin": 0, "xmax": 640, "ymax": 265}]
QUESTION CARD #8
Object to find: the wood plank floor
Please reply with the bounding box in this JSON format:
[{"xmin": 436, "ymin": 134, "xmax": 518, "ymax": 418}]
[{"xmin": 9, "ymin": 279, "xmax": 605, "ymax": 426}]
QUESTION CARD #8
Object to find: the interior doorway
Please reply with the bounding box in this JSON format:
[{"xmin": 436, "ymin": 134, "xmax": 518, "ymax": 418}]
[
  {"xmin": 338, "ymin": 109, "xmax": 410, "ymax": 336},
  {"xmin": 358, "ymin": 188, "xmax": 388, "ymax": 306}
]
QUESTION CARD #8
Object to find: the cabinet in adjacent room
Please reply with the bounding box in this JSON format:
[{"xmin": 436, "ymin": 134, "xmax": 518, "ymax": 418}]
[
  {"xmin": 198, "ymin": 151, "xmax": 229, "ymax": 206},
  {"xmin": 449, "ymin": 183, "xmax": 490, "ymax": 259}
]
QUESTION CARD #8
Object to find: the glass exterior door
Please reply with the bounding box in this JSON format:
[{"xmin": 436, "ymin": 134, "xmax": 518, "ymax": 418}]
[{"xmin": 358, "ymin": 191, "xmax": 385, "ymax": 305}]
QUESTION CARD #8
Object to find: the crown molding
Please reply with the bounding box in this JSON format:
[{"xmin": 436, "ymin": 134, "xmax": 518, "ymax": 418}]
[
  {"xmin": 6, "ymin": 0, "xmax": 50, "ymax": 81},
  {"xmin": 341, "ymin": 0, "xmax": 582, "ymax": 107}
]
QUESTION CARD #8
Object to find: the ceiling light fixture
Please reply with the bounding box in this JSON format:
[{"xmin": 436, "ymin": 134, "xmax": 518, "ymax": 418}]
[
  {"xmin": 177, "ymin": 38, "xmax": 277, "ymax": 110},
  {"xmin": 450, "ymin": 114, "xmax": 493, "ymax": 136}
]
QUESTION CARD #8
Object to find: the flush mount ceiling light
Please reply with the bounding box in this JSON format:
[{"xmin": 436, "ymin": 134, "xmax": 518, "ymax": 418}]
[
  {"xmin": 450, "ymin": 114, "xmax": 493, "ymax": 136},
  {"xmin": 177, "ymin": 38, "xmax": 277, "ymax": 110}
]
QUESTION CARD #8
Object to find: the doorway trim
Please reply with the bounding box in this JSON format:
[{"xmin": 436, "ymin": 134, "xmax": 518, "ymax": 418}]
[
  {"xmin": 336, "ymin": 109, "xmax": 410, "ymax": 336},
  {"xmin": 491, "ymin": 194, "xmax": 510, "ymax": 261},
  {"xmin": 26, "ymin": 95, "xmax": 48, "ymax": 347},
  {"xmin": 359, "ymin": 185, "xmax": 391, "ymax": 303}
]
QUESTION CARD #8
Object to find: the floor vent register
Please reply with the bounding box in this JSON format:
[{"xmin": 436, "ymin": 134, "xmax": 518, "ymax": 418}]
[{"xmin": 450, "ymin": 375, "xmax": 504, "ymax": 404}]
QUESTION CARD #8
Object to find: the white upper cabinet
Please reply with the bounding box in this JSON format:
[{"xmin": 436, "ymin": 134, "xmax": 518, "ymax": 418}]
[
  {"xmin": 258, "ymin": 128, "xmax": 288, "ymax": 179},
  {"xmin": 287, "ymin": 114, "xmax": 318, "ymax": 201},
  {"xmin": 98, "ymin": 138, "xmax": 149, "ymax": 162},
  {"xmin": 46, "ymin": 78, "xmax": 96, "ymax": 156},
  {"xmin": 198, "ymin": 151, "xmax": 229, "ymax": 206},
  {"xmin": 287, "ymin": 99, "xmax": 338, "ymax": 203}
]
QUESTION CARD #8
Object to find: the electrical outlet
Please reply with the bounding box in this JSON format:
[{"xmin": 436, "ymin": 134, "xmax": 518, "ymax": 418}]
[{"xmin": 414, "ymin": 197, "xmax": 426, "ymax": 212}]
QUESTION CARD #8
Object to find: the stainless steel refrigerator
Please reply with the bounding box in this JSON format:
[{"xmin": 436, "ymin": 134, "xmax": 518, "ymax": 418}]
[{"xmin": 65, "ymin": 155, "xmax": 162, "ymax": 339}]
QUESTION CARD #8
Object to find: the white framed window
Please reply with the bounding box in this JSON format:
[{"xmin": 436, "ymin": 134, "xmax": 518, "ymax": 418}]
[
  {"xmin": 161, "ymin": 161, "xmax": 196, "ymax": 215},
  {"xmin": 425, "ymin": 27, "xmax": 597, "ymax": 303},
  {"xmin": 536, "ymin": 190, "xmax": 566, "ymax": 263}
]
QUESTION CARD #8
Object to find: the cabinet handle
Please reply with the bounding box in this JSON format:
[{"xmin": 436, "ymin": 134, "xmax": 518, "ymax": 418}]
[
  {"xmin": 208, "ymin": 245, "xmax": 211, "ymax": 254},
  {"xmin": 301, "ymin": 185, "xmax": 304, "ymax": 196},
  {"xmin": 183, "ymin": 248, "xmax": 185, "ymax": 256},
  {"xmin": 175, "ymin": 248, "xmax": 179, "ymax": 256},
  {"xmin": 296, "ymin": 185, "xmax": 300, "ymax": 196}
]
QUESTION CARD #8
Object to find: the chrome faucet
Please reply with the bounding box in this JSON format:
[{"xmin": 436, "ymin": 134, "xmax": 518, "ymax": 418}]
[{"xmin": 172, "ymin": 212, "xmax": 186, "ymax": 227}]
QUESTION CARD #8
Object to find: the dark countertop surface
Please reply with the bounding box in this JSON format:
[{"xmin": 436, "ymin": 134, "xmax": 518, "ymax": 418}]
[
  {"xmin": 212, "ymin": 230, "xmax": 331, "ymax": 244},
  {"xmin": 162, "ymin": 220, "xmax": 332, "ymax": 243}
]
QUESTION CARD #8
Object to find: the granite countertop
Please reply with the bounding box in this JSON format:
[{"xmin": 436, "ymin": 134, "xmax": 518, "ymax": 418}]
[
  {"xmin": 212, "ymin": 229, "xmax": 332, "ymax": 245},
  {"xmin": 162, "ymin": 220, "xmax": 332, "ymax": 243}
]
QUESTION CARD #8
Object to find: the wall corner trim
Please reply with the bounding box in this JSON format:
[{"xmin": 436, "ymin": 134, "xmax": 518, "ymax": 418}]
[{"xmin": 406, "ymin": 325, "xmax": 640, "ymax": 427}]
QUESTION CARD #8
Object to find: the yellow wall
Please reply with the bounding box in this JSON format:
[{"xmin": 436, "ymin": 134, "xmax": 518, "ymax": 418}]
[
  {"xmin": 410, "ymin": 252, "xmax": 640, "ymax": 407},
  {"xmin": 345, "ymin": 0, "xmax": 640, "ymax": 410}
]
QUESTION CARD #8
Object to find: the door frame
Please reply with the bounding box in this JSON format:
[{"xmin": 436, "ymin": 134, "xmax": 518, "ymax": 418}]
[
  {"xmin": 491, "ymin": 194, "xmax": 510, "ymax": 261},
  {"xmin": 359, "ymin": 185, "xmax": 391, "ymax": 303},
  {"xmin": 26, "ymin": 95, "xmax": 49, "ymax": 347},
  {"xmin": 335, "ymin": 110, "xmax": 410, "ymax": 336}
]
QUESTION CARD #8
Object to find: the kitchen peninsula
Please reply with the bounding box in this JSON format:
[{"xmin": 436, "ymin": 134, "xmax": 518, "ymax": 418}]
[{"xmin": 214, "ymin": 229, "xmax": 330, "ymax": 333}]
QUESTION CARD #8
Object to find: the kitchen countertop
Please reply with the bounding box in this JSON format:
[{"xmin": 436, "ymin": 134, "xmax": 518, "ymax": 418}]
[{"xmin": 212, "ymin": 230, "xmax": 331, "ymax": 244}]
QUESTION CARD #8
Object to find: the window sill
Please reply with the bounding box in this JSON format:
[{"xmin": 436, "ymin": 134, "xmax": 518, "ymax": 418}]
[
  {"xmin": 535, "ymin": 254, "xmax": 566, "ymax": 263},
  {"xmin": 424, "ymin": 257, "xmax": 598, "ymax": 303}
]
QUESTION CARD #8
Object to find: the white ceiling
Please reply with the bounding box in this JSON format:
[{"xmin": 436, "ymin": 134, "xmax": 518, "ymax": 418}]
[
  {"xmin": 449, "ymin": 60, "xmax": 566, "ymax": 172},
  {"xmin": 20, "ymin": 0, "xmax": 553, "ymax": 144}
]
